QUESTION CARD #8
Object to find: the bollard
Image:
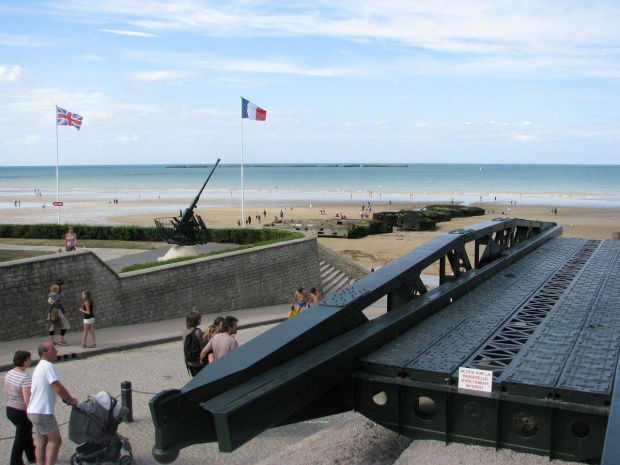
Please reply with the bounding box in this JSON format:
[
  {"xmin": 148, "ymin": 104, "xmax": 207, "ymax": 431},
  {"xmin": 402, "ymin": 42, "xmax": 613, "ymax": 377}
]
[{"xmin": 121, "ymin": 381, "xmax": 133, "ymax": 423}]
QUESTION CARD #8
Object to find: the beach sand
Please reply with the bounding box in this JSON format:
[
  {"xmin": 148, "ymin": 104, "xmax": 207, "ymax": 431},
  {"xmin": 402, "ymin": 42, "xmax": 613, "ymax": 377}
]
[
  {"xmin": 2, "ymin": 193, "xmax": 619, "ymax": 272},
  {"xmin": 104, "ymin": 201, "xmax": 620, "ymax": 273}
]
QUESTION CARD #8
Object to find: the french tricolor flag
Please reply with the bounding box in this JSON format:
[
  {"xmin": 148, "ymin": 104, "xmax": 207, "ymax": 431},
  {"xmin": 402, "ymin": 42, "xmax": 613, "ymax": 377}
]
[{"xmin": 241, "ymin": 97, "xmax": 267, "ymax": 121}]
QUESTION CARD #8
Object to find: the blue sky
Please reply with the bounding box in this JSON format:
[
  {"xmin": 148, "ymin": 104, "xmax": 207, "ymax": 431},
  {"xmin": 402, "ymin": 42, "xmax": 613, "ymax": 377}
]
[{"xmin": 1, "ymin": 1, "xmax": 619, "ymax": 166}]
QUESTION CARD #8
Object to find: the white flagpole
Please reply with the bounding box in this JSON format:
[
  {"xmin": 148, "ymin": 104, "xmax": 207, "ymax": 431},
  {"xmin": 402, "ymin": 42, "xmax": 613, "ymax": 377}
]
[
  {"xmin": 241, "ymin": 98, "xmax": 245, "ymax": 228},
  {"xmin": 55, "ymin": 106, "xmax": 60, "ymax": 224}
]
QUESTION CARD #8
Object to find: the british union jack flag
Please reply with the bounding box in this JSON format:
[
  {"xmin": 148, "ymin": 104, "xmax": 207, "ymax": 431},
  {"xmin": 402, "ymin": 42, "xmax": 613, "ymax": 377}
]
[{"xmin": 56, "ymin": 106, "xmax": 83, "ymax": 131}]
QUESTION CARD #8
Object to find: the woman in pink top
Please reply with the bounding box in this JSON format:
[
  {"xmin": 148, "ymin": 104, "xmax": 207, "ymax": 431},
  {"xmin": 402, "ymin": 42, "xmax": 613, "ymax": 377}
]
[{"xmin": 64, "ymin": 227, "xmax": 77, "ymax": 251}]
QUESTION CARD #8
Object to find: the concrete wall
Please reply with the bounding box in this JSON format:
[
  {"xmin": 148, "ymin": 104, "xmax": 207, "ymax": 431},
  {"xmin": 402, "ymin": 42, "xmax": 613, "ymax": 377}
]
[{"xmin": 0, "ymin": 237, "xmax": 320, "ymax": 342}]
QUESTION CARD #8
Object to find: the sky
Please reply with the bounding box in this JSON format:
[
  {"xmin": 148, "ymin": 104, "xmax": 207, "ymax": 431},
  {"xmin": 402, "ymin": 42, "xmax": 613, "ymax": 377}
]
[{"xmin": 1, "ymin": 1, "xmax": 619, "ymax": 166}]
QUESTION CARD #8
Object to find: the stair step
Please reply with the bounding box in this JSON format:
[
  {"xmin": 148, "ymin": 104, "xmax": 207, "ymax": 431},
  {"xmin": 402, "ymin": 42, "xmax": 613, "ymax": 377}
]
[
  {"xmin": 323, "ymin": 267, "xmax": 342, "ymax": 283},
  {"xmin": 323, "ymin": 274, "xmax": 350, "ymax": 296}
]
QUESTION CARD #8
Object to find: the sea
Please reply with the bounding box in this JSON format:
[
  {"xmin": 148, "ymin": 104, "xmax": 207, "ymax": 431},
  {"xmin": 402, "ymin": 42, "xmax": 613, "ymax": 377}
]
[{"xmin": 1, "ymin": 163, "xmax": 619, "ymax": 209}]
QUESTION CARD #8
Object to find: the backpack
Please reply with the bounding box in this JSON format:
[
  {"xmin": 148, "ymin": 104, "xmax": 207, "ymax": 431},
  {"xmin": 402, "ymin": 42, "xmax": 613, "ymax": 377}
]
[{"xmin": 183, "ymin": 329, "xmax": 202, "ymax": 363}]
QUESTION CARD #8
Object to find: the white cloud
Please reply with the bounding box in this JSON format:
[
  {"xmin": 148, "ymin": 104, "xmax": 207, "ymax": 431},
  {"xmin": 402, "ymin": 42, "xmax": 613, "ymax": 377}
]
[
  {"xmin": 125, "ymin": 70, "xmax": 197, "ymax": 81},
  {"xmin": 47, "ymin": 1, "xmax": 620, "ymax": 79},
  {"xmin": 5, "ymin": 134, "xmax": 45, "ymax": 146},
  {"xmin": 0, "ymin": 33, "xmax": 49, "ymax": 47},
  {"xmin": 0, "ymin": 65, "xmax": 22, "ymax": 83},
  {"xmin": 100, "ymin": 29, "xmax": 159, "ymax": 38},
  {"xmin": 113, "ymin": 135, "xmax": 140, "ymax": 143}
]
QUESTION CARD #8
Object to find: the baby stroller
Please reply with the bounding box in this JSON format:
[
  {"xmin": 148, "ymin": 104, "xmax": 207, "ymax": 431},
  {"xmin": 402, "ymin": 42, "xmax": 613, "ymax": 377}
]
[{"xmin": 68, "ymin": 391, "xmax": 135, "ymax": 464}]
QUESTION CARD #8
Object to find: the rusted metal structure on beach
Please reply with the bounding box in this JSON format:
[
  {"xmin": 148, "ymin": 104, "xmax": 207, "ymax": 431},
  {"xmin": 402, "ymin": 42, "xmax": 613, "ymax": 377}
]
[
  {"xmin": 149, "ymin": 217, "xmax": 620, "ymax": 463},
  {"xmin": 153, "ymin": 159, "xmax": 220, "ymax": 245}
]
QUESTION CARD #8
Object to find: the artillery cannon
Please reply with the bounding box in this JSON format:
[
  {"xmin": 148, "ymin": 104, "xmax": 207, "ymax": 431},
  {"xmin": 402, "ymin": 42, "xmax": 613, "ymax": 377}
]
[
  {"xmin": 154, "ymin": 159, "xmax": 220, "ymax": 245},
  {"xmin": 149, "ymin": 218, "xmax": 620, "ymax": 463}
]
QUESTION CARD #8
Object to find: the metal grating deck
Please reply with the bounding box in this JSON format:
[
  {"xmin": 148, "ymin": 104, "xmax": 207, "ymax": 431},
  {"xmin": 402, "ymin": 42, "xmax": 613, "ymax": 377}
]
[
  {"xmin": 354, "ymin": 237, "xmax": 620, "ymax": 461},
  {"xmin": 360, "ymin": 238, "xmax": 620, "ymax": 406}
]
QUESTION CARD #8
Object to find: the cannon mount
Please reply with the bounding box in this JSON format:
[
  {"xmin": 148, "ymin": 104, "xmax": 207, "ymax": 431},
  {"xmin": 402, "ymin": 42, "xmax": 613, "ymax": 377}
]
[{"xmin": 154, "ymin": 159, "xmax": 220, "ymax": 245}]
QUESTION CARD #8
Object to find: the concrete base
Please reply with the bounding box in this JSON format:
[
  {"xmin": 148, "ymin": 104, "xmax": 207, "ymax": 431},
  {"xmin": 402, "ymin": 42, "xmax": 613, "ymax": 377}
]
[{"xmin": 157, "ymin": 245, "xmax": 204, "ymax": 262}]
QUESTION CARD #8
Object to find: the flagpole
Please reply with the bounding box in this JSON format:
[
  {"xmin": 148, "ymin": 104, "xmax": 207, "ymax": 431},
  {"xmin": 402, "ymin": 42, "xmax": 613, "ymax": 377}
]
[
  {"xmin": 241, "ymin": 98, "xmax": 245, "ymax": 228},
  {"xmin": 55, "ymin": 106, "xmax": 60, "ymax": 224}
]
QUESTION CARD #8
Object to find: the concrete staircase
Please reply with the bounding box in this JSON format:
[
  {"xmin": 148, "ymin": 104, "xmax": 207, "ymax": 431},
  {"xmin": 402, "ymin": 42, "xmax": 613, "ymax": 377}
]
[
  {"xmin": 320, "ymin": 259, "xmax": 357, "ymax": 296},
  {"xmin": 318, "ymin": 243, "xmax": 370, "ymax": 296}
]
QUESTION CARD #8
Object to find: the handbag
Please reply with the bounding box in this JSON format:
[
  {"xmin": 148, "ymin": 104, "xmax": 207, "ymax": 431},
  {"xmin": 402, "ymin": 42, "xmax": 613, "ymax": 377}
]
[{"xmin": 288, "ymin": 306, "xmax": 297, "ymax": 318}]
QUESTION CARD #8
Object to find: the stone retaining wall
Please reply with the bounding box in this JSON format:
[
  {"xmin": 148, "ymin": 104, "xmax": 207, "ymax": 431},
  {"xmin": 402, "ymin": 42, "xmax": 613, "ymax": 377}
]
[{"xmin": 0, "ymin": 238, "xmax": 319, "ymax": 342}]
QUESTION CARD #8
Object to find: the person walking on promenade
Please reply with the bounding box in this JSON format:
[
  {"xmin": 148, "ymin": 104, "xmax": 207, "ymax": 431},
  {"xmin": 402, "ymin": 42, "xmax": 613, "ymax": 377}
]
[
  {"xmin": 77, "ymin": 290, "xmax": 96, "ymax": 348},
  {"xmin": 213, "ymin": 316, "xmax": 224, "ymax": 332},
  {"xmin": 182, "ymin": 311, "xmax": 205, "ymax": 377},
  {"xmin": 292, "ymin": 286, "xmax": 309, "ymax": 313},
  {"xmin": 46, "ymin": 279, "xmax": 70, "ymax": 346},
  {"xmin": 309, "ymin": 287, "xmax": 324, "ymax": 307},
  {"xmin": 27, "ymin": 342, "xmax": 78, "ymax": 465},
  {"xmin": 64, "ymin": 227, "xmax": 77, "ymax": 252},
  {"xmin": 4, "ymin": 350, "xmax": 36, "ymax": 465},
  {"xmin": 200, "ymin": 316, "xmax": 239, "ymax": 362},
  {"xmin": 201, "ymin": 325, "xmax": 219, "ymax": 366}
]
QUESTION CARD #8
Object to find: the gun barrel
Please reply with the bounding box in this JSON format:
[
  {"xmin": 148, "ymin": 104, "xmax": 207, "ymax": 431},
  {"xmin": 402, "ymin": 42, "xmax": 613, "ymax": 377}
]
[{"xmin": 180, "ymin": 158, "xmax": 221, "ymax": 224}]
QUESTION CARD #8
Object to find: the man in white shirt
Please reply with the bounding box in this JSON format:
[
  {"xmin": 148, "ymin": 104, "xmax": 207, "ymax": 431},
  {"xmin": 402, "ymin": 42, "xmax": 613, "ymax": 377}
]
[
  {"xmin": 200, "ymin": 316, "xmax": 239, "ymax": 362},
  {"xmin": 27, "ymin": 342, "xmax": 78, "ymax": 465}
]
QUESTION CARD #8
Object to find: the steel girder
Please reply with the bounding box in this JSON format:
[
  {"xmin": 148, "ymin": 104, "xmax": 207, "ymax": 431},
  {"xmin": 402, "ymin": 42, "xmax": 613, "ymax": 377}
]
[
  {"xmin": 349, "ymin": 373, "xmax": 608, "ymax": 462},
  {"xmin": 358, "ymin": 236, "xmax": 620, "ymax": 461},
  {"xmin": 149, "ymin": 218, "xmax": 561, "ymax": 463}
]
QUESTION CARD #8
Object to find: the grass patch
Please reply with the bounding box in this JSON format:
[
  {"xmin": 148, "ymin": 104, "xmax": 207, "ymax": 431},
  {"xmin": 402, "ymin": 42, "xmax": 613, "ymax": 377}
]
[
  {"xmin": 0, "ymin": 250, "xmax": 55, "ymax": 262},
  {"xmin": 120, "ymin": 239, "xmax": 284, "ymax": 273},
  {"xmin": 0, "ymin": 238, "xmax": 163, "ymax": 250}
]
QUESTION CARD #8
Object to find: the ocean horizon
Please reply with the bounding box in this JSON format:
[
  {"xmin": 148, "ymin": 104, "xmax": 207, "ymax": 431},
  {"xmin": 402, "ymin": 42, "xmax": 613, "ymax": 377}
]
[{"xmin": 1, "ymin": 163, "xmax": 620, "ymax": 209}]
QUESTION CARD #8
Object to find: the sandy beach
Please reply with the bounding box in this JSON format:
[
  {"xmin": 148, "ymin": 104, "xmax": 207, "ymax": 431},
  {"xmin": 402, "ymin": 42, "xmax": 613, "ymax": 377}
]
[{"xmin": 2, "ymin": 192, "xmax": 619, "ymax": 272}]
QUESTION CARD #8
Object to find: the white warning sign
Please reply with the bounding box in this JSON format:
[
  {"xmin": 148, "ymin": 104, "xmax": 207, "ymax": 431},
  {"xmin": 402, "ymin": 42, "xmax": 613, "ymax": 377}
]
[{"xmin": 458, "ymin": 367, "xmax": 493, "ymax": 393}]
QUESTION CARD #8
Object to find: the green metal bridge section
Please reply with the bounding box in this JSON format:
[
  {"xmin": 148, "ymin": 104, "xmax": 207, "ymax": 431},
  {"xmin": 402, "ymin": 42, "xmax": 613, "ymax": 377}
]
[{"xmin": 149, "ymin": 218, "xmax": 620, "ymax": 463}]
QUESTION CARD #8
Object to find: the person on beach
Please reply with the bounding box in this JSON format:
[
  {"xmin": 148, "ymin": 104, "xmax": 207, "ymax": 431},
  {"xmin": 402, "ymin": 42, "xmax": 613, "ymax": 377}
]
[
  {"xmin": 27, "ymin": 342, "xmax": 78, "ymax": 465},
  {"xmin": 4, "ymin": 350, "xmax": 36, "ymax": 465},
  {"xmin": 200, "ymin": 316, "xmax": 239, "ymax": 362},
  {"xmin": 46, "ymin": 279, "xmax": 70, "ymax": 346},
  {"xmin": 292, "ymin": 287, "xmax": 309, "ymax": 313},
  {"xmin": 182, "ymin": 311, "xmax": 205, "ymax": 377},
  {"xmin": 309, "ymin": 287, "xmax": 324, "ymax": 307},
  {"xmin": 77, "ymin": 290, "xmax": 96, "ymax": 348},
  {"xmin": 64, "ymin": 227, "xmax": 76, "ymax": 252}
]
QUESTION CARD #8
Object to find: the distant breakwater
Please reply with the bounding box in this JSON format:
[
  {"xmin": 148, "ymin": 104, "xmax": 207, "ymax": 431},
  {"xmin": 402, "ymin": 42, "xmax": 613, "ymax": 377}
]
[{"xmin": 166, "ymin": 163, "xmax": 409, "ymax": 168}]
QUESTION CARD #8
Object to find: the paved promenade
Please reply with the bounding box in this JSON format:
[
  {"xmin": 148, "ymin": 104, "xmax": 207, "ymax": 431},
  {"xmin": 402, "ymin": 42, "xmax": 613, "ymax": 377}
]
[
  {"xmin": 0, "ymin": 245, "xmax": 579, "ymax": 464},
  {"xmin": 0, "ymin": 302, "xmax": 291, "ymax": 372},
  {"xmin": 0, "ymin": 243, "xmax": 294, "ymax": 371}
]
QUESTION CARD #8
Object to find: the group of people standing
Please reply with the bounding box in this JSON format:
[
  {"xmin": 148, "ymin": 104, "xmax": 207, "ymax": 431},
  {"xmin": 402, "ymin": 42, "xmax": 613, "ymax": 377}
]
[
  {"xmin": 2, "ymin": 277, "xmax": 97, "ymax": 464},
  {"xmin": 4, "ymin": 343, "xmax": 79, "ymax": 465},
  {"xmin": 182, "ymin": 312, "xmax": 240, "ymax": 377},
  {"xmin": 46, "ymin": 278, "xmax": 96, "ymax": 349}
]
